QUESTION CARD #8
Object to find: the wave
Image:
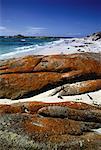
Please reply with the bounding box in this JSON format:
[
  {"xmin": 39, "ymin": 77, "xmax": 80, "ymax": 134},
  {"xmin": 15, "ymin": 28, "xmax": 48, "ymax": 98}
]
[{"xmin": 0, "ymin": 39, "xmax": 64, "ymax": 60}]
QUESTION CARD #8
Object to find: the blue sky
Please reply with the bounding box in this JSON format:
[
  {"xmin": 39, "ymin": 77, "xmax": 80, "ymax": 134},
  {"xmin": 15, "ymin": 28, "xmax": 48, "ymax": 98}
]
[{"xmin": 0, "ymin": 0, "xmax": 101, "ymax": 36}]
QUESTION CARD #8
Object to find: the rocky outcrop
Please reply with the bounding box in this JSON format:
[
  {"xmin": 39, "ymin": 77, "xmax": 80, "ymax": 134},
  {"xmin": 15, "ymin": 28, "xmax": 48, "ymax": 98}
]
[
  {"xmin": 0, "ymin": 52, "xmax": 101, "ymax": 99},
  {"xmin": 87, "ymin": 32, "xmax": 101, "ymax": 41},
  {"xmin": 0, "ymin": 101, "xmax": 101, "ymax": 149}
]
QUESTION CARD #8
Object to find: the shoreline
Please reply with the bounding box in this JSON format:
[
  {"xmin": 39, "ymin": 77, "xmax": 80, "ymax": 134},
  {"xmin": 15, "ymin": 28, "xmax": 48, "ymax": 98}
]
[{"xmin": 0, "ymin": 36, "xmax": 101, "ymax": 60}]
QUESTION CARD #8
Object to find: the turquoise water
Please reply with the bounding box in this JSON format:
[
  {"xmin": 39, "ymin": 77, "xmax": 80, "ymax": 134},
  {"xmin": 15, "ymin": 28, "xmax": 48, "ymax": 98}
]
[{"xmin": 0, "ymin": 37, "xmax": 56, "ymax": 55}]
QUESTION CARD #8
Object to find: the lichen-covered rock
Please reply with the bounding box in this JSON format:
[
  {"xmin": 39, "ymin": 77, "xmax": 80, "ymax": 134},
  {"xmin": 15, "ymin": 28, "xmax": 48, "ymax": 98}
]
[
  {"xmin": 34, "ymin": 53, "xmax": 101, "ymax": 75},
  {"xmin": 50, "ymin": 79, "xmax": 101, "ymax": 96},
  {"xmin": 0, "ymin": 72, "xmax": 64, "ymax": 99},
  {"xmin": 0, "ymin": 52, "xmax": 101, "ymax": 75},
  {"xmin": 0, "ymin": 52, "xmax": 101, "ymax": 99},
  {"xmin": 0, "ymin": 55, "xmax": 43, "ymax": 74},
  {"xmin": 0, "ymin": 130, "xmax": 101, "ymax": 150},
  {"xmin": 0, "ymin": 101, "xmax": 100, "ymax": 114},
  {"xmin": 0, "ymin": 101, "xmax": 101, "ymax": 149},
  {"xmin": 38, "ymin": 105, "xmax": 101, "ymax": 122},
  {"xmin": 0, "ymin": 52, "xmax": 101, "ymax": 149}
]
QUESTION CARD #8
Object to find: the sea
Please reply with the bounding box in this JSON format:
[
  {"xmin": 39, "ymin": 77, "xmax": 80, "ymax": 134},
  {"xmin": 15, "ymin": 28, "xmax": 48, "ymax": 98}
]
[{"xmin": 0, "ymin": 37, "xmax": 59, "ymax": 60}]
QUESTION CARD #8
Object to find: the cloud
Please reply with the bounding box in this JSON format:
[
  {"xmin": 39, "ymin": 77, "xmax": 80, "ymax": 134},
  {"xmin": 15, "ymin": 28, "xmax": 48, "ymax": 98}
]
[
  {"xmin": 26, "ymin": 26, "xmax": 47, "ymax": 34},
  {"xmin": 66, "ymin": 32, "xmax": 82, "ymax": 36},
  {"xmin": 0, "ymin": 26, "xmax": 17, "ymax": 35},
  {"xmin": 0, "ymin": 26, "xmax": 6, "ymax": 30},
  {"xmin": 0, "ymin": 26, "xmax": 47, "ymax": 35}
]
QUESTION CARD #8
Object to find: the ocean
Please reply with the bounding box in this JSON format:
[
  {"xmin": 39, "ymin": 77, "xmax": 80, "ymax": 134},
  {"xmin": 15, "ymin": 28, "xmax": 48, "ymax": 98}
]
[{"xmin": 0, "ymin": 37, "xmax": 58, "ymax": 59}]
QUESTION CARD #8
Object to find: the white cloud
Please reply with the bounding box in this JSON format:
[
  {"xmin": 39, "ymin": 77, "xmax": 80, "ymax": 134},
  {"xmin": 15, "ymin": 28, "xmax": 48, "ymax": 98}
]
[
  {"xmin": 0, "ymin": 26, "xmax": 47, "ymax": 35},
  {"xmin": 0, "ymin": 26, "xmax": 6, "ymax": 30},
  {"xmin": 0, "ymin": 26, "xmax": 17, "ymax": 35},
  {"xmin": 26, "ymin": 26, "xmax": 47, "ymax": 34}
]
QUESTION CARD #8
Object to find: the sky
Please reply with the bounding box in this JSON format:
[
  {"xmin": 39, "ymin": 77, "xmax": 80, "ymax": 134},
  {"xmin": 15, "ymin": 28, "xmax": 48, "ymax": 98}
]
[{"xmin": 0, "ymin": 0, "xmax": 101, "ymax": 36}]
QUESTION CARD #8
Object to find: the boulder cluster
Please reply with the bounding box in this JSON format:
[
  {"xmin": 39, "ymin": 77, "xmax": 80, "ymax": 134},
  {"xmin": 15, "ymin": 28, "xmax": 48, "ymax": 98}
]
[
  {"xmin": 87, "ymin": 32, "xmax": 101, "ymax": 41},
  {"xmin": 0, "ymin": 101, "xmax": 101, "ymax": 149},
  {"xmin": 0, "ymin": 52, "xmax": 101, "ymax": 149}
]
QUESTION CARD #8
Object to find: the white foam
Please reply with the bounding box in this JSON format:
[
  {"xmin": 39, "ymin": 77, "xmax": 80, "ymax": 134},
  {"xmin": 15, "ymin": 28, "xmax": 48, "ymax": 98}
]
[{"xmin": 0, "ymin": 39, "xmax": 62, "ymax": 60}]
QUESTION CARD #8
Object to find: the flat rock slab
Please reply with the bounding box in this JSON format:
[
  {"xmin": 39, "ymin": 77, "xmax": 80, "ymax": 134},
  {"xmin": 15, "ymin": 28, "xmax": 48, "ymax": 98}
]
[{"xmin": 0, "ymin": 52, "xmax": 101, "ymax": 99}]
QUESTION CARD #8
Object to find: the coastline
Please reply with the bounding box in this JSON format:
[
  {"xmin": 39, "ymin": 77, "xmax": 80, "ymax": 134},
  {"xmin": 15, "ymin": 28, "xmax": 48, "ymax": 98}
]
[
  {"xmin": 1, "ymin": 0, "xmax": 101, "ymax": 147},
  {"xmin": 0, "ymin": 36, "xmax": 101, "ymax": 60},
  {"xmin": 0, "ymin": 33, "xmax": 101, "ymax": 147}
]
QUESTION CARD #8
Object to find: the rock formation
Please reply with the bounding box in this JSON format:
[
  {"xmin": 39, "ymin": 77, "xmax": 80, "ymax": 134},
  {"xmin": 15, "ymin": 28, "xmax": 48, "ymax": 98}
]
[
  {"xmin": 0, "ymin": 52, "xmax": 101, "ymax": 99},
  {"xmin": 0, "ymin": 101, "xmax": 101, "ymax": 149},
  {"xmin": 87, "ymin": 32, "xmax": 101, "ymax": 41},
  {"xmin": 0, "ymin": 51, "xmax": 101, "ymax": 149}
]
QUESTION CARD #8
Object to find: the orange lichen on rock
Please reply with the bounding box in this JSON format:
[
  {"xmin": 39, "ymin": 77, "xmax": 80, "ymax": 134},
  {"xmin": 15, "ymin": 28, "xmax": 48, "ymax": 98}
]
[
  {"xmin": 0, "ymin": 101, "xmax": 100, "ymax": 114},
  {"xmin": 23, "ymin": 116, "xmax": 83, "ymax": 136},
  {"xmin": 22, "ymin": 114, "xmax": 101, "ymax": 138},
  {"xmin": 53, "ymin": 79, "xmax": 101, "ymax": 96},
  {"xmin": 0, "ymin": 52, "xmax": 101, "ymax": 99},
  {"xmin": 0, "ymin": 72, "xmax": 63, "ymax": 99},
  {"xmin": 34, "ymin": 53, "xmax": 101, "ymax": 75},
  {"xmin": 0, "ymin": 55, "xmax": 43, "ymax": 74},
  {"xmin": 27, "ymin": 101, "xmax": 92, "ymax": 113},
  {"xmin": 0, "ymin": 52, "xmax": 101, "ymax": 149},
  {"xmin": 0, "ymin": 104, "xmax": 22, "ymax": 114},
  {"xmin": 0, "ymin": 101, "xmax": 101, "ymax": 149},
  {"xmin": 79, "ymin": 79, "xmax": 101, "ymax": 93}
]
